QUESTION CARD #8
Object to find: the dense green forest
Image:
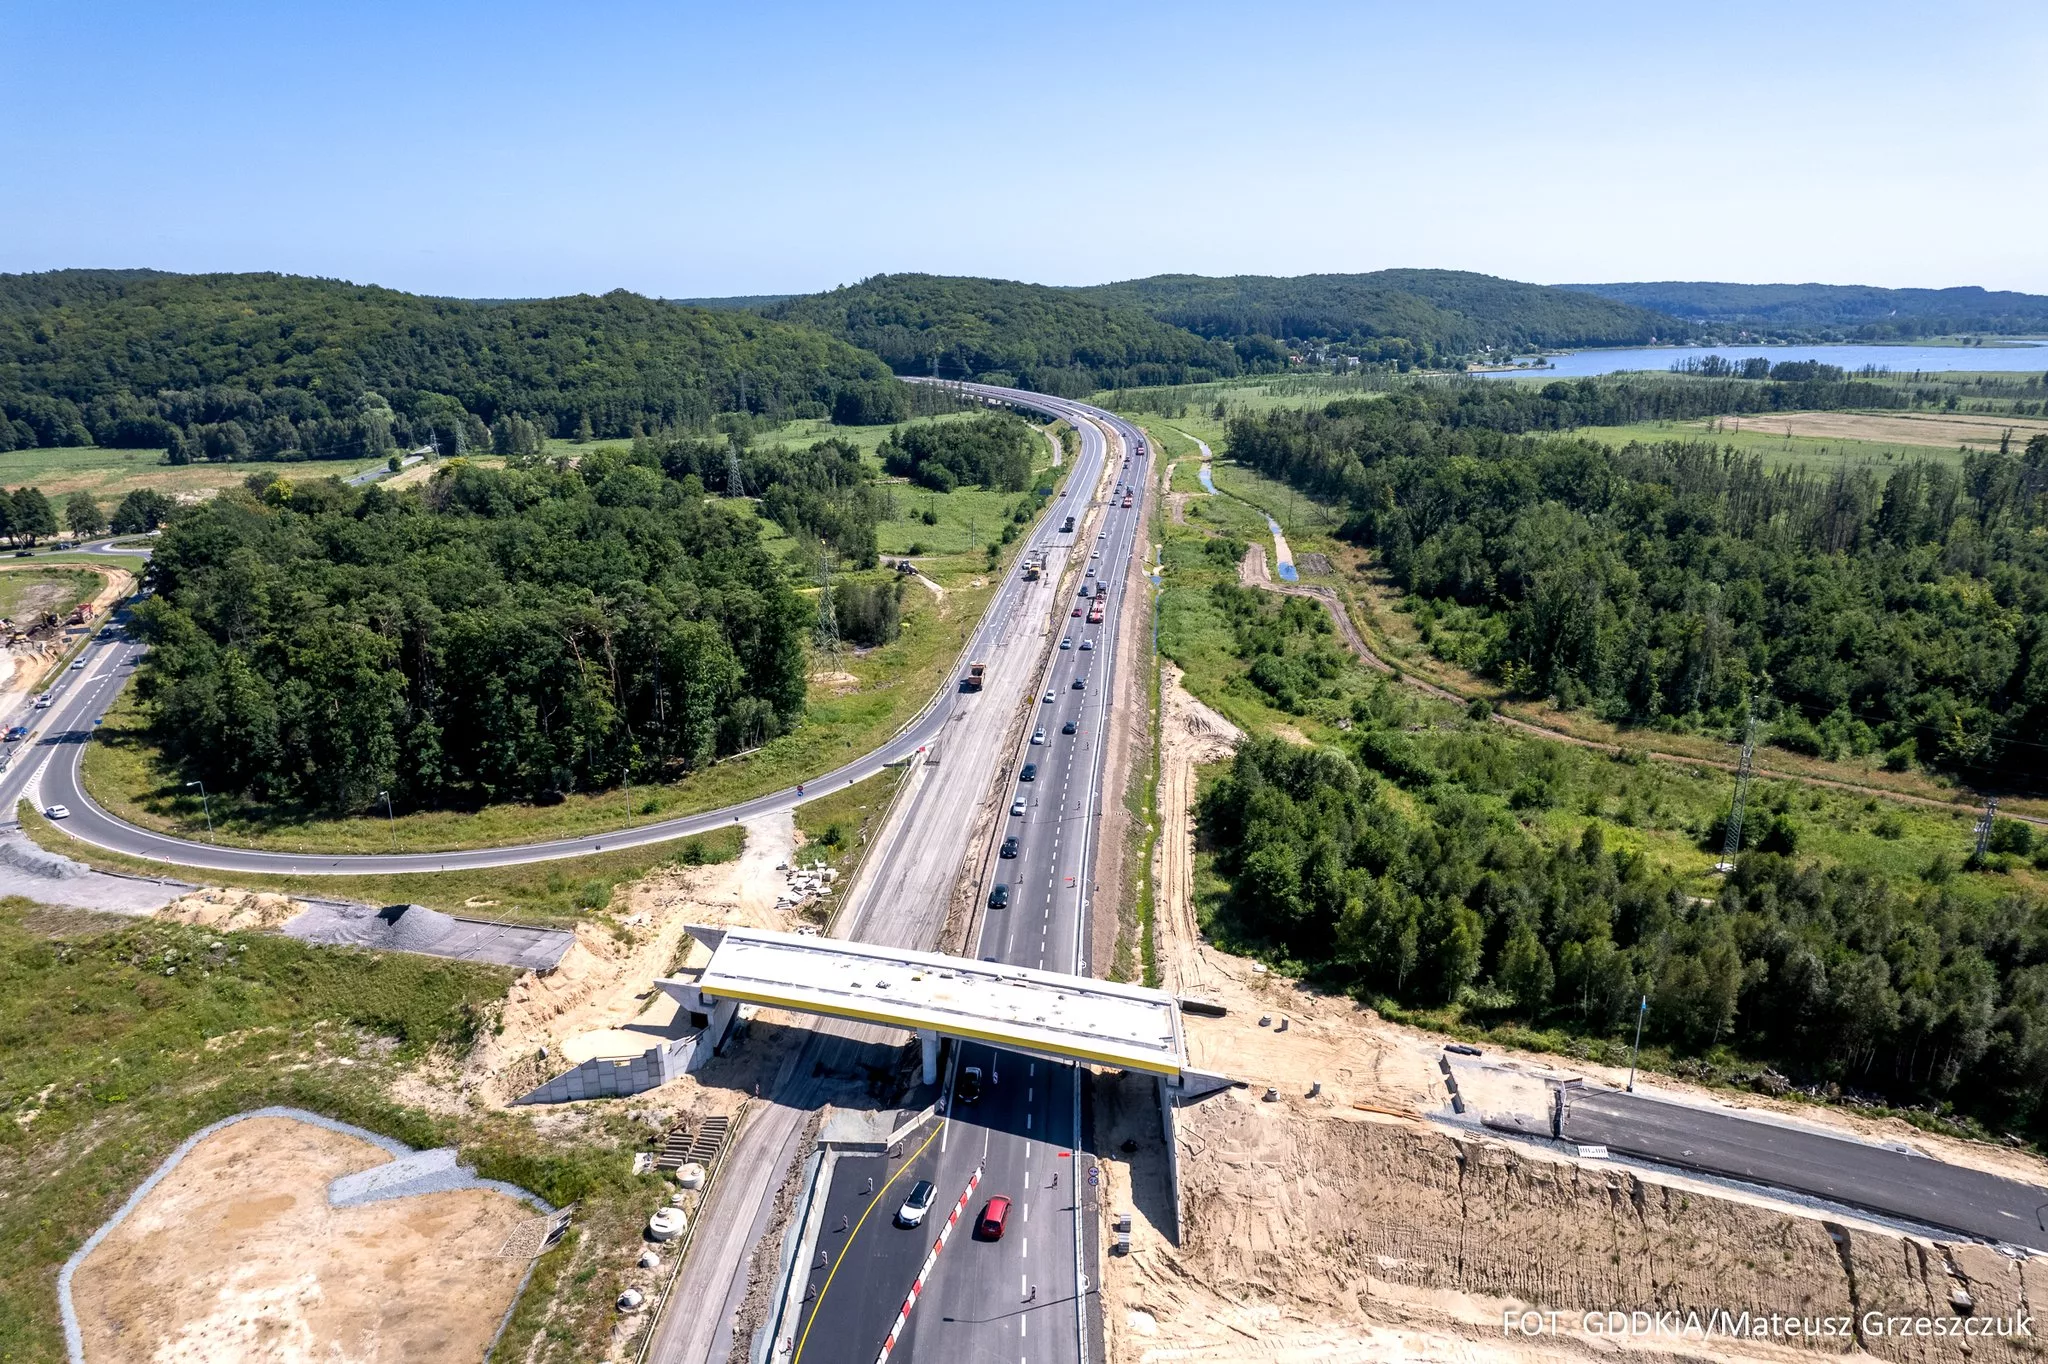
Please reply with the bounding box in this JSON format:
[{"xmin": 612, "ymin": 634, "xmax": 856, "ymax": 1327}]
[
  {"xmin": 0, "ymin": 270, "xmax": 908, "ymax": 458},
  {"xmin": 1201, "ymin": 718, "xmax": 2048, "ymax": 1135},
  {"xmin": 879, "ymin": 412, "xmax": 1036, "ymax": 492},
  {"xmin": 1223, "ymin": 388, "xmax": 2048, "ymax": 787},
  {"xmin": 137, "ymin": 452, "xmax": 810, "ymax": 814},
  {"xmin": 1564, "ymin": 281, "xmax": 2048, "ymax": 341},
  {"xmin": 767, "ymin": 273, "xmax": 1256, "ymax": 394},
  {"xmin": 1076, "ymin": 270, "xmax": 1677, "ymax": 362}
]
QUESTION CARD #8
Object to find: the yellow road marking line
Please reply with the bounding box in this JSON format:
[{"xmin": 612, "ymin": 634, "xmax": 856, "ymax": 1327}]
[{"xmin": 791, "ymin": 1117, "xmax": 946, "ymax": 1364}]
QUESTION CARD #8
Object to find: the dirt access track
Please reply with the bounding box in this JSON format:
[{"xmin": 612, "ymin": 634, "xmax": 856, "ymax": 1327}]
[{"xmin": 69, "ymin": 1115, "xmax": 541, "ymax": 1363}]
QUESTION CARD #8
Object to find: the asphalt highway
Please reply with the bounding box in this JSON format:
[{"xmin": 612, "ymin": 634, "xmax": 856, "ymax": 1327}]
[
  {"xmin": 1558, "ymin": 1085, "xmax": 2048, "ymax": 1252},
  {"xmin": 780, "ymin": 391, "xmax": 1149, "ymax": 1364},
  {"xmin": 650, "ymin": 387, "xmax": 1140, "ymax": 1364}
]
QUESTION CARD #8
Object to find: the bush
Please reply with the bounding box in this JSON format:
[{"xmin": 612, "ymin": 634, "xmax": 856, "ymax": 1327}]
[
  {"xmin": 1884, "ymin": 741, "xmax": 1917, "ymax": 772},
  {"xmin": 1987, "ymin": 818, "xmax": 2034, "ymax": 857}
]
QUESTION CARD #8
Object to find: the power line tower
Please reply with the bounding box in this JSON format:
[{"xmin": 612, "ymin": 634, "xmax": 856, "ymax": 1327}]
[
  {"xmin": 1716, "ymin": 703, "xmax": 1760, "ymax": 873},
  {"xmin": 1972, "ymin": 796, "xmax": 2000, "ymax": 859},
  {"xmin": 724, "ymin": 442, "xmax": 745, "ymax": 499},
  {"xmin": 813, "ymin": 538, "xmax": 839, "ymax": 658}
]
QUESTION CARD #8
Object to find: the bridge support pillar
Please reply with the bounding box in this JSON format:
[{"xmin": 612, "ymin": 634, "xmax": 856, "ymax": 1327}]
[{"xmin": 919, "ymin": 1031, "xmax": 939, "ymax": 1086}]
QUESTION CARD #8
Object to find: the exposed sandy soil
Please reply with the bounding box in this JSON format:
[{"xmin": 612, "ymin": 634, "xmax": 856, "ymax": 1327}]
[
  {"xmin": 157, "ymin": 887, "xmax": 305, "ymax": 932},
  {"xmin": 465, "ymin": 812, "xmax": 797, "ymax": 1107},
  {"xmin": 1715, "ymin": 410, "xmax": 2048, "ymax": 451},
  {"xmin": 0, "ymin": 563, "xmax": 133, "ymax": 699},
  {"xmin": 71, "ymin": 1115, "xmax": 538, "ymax": 1364},
  {"xmin": 1154, "ymin": 662, "xmax": 1239, "ymax": 999},
  {"xmin": 809, "ymin": 669, "xmax": 862, "ymax": 694}
]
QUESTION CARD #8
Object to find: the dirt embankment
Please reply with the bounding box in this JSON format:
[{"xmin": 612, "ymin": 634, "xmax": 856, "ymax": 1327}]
[
  {"xmin": 1111, "ymin": 1093, "xmax": 2044, "ymax": 1364},
  {"xmin": 0, "ymin": 562, "xmax": 134, "ymax": 697},
  {"xmin": 462, "ymin": 813, "xmax": 796, "ymax": 1108}
]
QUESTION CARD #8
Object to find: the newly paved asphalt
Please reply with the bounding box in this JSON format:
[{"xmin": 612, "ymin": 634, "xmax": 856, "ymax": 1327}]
[{"xmin": 1559, "ymin": 1085, "xmax": 2048, "ymax": 1251}]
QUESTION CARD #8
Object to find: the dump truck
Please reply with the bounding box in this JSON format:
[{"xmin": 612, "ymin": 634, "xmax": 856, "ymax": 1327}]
[
  {"xmin": 1022, "ymin": 559, "xmax": 1040, "ymax": 581},
  {"xmin": 963, "ymin": 662, "xmax": 986, "ymax": 691}
]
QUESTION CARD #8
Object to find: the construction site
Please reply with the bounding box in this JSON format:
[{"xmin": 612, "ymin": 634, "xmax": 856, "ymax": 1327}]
[{"xmin": 26, "ymin": 415, "xmax": 2048, "ymax": 1364}]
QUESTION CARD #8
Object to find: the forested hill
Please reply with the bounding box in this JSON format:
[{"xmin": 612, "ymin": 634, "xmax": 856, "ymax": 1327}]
[
  {"xmin": 0, "ymin": 270, "xmax": 907, "ymax": 459},
  {"xmin": 1562, "ymin": 280, "xmax": 2048, "ymax": 341},
  {"xmin": 764, "ymin": 273, "xmax": 1260, "ymax": 395},
  {"xmin": 1074, "ymin": 270, "xmax": 1678, "ymax": 362}
]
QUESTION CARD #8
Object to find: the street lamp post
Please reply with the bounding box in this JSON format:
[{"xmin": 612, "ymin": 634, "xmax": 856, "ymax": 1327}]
[
  {"xmin": 184, "ymin": 780, "xmax": 212, "ymax": 843},
  {"xmin": 1626, "ymin": 994, "xmax": 1648, "ymax": 1092},
  {"xmin": 378, "ymin": 790, "xmax": 396, "ymax": 851}
]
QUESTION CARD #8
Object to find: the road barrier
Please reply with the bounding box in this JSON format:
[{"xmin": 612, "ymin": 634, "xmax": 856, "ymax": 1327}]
[{"xmin": 873, "ymin": 1165, "xmax": 981, "ymax": 1364}]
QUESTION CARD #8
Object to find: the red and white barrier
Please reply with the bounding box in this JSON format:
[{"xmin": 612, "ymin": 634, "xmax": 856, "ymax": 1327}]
[{"xmin": 873, "ymin": 1164, "xmax": 981, "ymax": 1364}]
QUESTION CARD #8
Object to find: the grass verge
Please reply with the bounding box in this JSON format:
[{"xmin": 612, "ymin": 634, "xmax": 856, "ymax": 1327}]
[{"xmin": 16, "ymin": 802, "xmax": 742, "ymax": 926}]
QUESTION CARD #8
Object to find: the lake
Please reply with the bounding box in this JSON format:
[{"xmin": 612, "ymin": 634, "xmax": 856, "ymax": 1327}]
[{"xmin": 1477, "ymin": 342, "xmax": 2048, "ymax": 379}]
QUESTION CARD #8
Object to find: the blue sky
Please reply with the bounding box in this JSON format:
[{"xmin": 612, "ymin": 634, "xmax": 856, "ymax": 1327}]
[{"xmin": 4, "ymin": 0, "xmax": 2043, "ymax": 298}]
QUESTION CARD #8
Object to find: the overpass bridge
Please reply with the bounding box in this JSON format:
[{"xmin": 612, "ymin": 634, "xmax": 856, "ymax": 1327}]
[{"xmin": 665, "ymin": 926, "xmax": 1229, "ymax": 1098}]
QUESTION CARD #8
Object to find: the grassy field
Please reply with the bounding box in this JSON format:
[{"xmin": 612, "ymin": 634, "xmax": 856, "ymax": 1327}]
[
  {"xmin": 17, "ymin": 802, "xmax": 742, "ymax": 925},
  {"xmin": 0, "ymin": 895, "xmax": 678, "ymax": 1363},
  {"xmin": 0, "ymin": 445, "xmax": 387, "ymax": 503}
]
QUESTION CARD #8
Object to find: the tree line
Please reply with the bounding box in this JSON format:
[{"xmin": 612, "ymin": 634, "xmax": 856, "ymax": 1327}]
[
  {"xmin": 0, "ymin": 270, "xmax": 910, "ymax": 460},
  {"xmin": 1224, "ymin": 389, "xmax": 2048, "ymax": 785}
]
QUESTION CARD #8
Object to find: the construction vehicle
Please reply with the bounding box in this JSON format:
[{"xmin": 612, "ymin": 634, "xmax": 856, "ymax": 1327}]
[
  {"xmin": 1122, "ymin": 493, "xmax": 1134, "ymax": 508},
  {"xmin": 1087, "ymin": 601, "xmax": 1104, "ymax": 624},
  {"xmin": 1022, "ymin": 559, "xmax": 1040, "ymax": 581},
  {"xmin": 962, "ymin": 661, "xmax": 986, "ymax": 692}
]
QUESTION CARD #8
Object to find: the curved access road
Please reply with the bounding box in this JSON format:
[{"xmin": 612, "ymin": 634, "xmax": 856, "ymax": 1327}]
[{"xmin": 6, "ymin": 387, "xmax": 1134, "ymax": 876}]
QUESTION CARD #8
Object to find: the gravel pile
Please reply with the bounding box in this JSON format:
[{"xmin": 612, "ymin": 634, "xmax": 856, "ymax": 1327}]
[{"xmin": 282, "ymin": 900, "xmax": 573, "ymax": 971}]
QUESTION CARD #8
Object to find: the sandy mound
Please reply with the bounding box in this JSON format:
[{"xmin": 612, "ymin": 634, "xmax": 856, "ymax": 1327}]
[
  {"xmin": 70, "ymin": 1116, "xmax": 535, "ymax": 1364},
  {"xmin": 158, "ymin": 888, "xmax": 305, "ymax": 932}
]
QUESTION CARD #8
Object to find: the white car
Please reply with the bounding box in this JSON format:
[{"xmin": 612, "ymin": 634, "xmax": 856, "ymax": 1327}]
[
  {"xmin": 43, "ymin": 804, "xmax": 70, "ymax": 820},
  {"xmin": 1079, "ymin": 639, "xmax": 1094, "ymax": 651},
  {"xmin": 1031, "ymin": 728, "xmax": 1045, "ymax": 745},
  {"xmin": 896, "ymin": 1179, "xmax": 939, "ymax": 1228},
  {"xmin": 33, "ymin": 694, "xmax": 52, "ymax": 709},
  {"xmin": 70, "ymin": 658, "xmax": 86, "ymax": 670},
  {"xmin": 1043, "ymin": 692, "xmax": 1055, "ymax": 704},
  {"xmin": 1010, "ymin": 797, "xmax": 1026, "ymax": 816}
]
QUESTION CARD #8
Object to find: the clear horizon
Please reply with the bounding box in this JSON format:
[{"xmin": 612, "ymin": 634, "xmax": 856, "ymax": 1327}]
[{"xmin": 4, "ymin": 0, "xmax": 2043, "ymax": 299}]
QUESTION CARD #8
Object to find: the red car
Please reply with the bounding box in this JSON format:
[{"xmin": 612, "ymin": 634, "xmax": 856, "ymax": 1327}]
[{"xmin": 975, "ymin": 1196, "xmax": 1012, "ymax": 1240}]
